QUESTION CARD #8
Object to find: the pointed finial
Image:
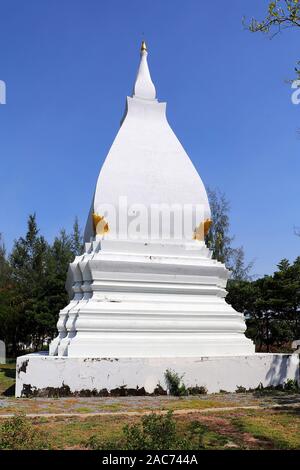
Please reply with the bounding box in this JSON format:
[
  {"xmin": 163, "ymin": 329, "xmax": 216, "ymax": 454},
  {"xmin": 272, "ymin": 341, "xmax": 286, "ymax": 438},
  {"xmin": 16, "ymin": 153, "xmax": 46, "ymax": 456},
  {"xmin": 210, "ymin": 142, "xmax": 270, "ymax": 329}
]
[{"xmin": 133, "ymin": 39, "xmax": 156, "ymax": 100}]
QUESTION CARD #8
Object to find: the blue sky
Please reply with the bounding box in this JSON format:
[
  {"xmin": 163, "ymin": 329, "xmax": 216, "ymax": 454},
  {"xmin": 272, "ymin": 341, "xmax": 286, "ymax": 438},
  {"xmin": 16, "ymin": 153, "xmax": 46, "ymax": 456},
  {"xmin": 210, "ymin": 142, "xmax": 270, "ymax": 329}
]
[{"xmin": 0, "ymin": 0, "xmax": 299, "ymax": 277}]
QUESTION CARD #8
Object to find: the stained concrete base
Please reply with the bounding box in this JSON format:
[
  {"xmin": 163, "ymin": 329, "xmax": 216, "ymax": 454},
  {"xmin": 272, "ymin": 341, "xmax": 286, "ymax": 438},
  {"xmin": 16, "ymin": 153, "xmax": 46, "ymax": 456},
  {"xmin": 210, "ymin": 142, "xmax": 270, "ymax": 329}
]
[{"xmin": 15, "ymin": 353, "xmax": 299, "ymax": 397}]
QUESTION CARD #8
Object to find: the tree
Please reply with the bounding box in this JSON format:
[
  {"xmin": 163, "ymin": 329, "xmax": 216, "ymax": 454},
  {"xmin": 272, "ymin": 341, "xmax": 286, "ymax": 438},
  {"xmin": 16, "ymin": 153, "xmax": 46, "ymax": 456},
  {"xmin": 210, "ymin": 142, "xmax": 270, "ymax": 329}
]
[
  {"xmin": 0, "ymin": 215, "xmax": 84, "ymax": 356},
  {"xmin": 227, "ymin": 257, "xmax": 300, "ymax": 351},
  {"xmin": 206, "ymin": 188, "xmax": 253, "ymax": 280},
  {"xmin": 0, "ymin": 235, "xmax": 16, "ymax": 356},
  {"xmin": 229, "ymin": 246, "xmax": 254, "ymax": 282},
  {"xmin": 9, "ymin": 214, "xmax": 51, "ymax": 352},
  {"xmin": 226, "ymin": 279, "xmax": 263, "ymax": 348},
  {"xmin": 71, "ymin": 217, "xmax": 84, "ymax": 256},
  {"xmin": 245, "ymin": 0, "xmax": 300, "ymax": 78},
  {"xmin": 0, "ymin": 234, "xmax": 10, "ymax": 286},
  {"xmin": 205, "ymin": 188, "xmax": 233, "ymax": 265}
]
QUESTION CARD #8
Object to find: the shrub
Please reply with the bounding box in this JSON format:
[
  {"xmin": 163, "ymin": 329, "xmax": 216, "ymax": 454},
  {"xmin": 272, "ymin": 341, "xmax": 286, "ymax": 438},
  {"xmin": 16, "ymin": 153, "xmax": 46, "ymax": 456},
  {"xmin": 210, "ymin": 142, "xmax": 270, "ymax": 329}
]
[
  {"xmin": 85, "ymin": 412, "xmax": 230, "ymax": 450},
  {"xmin": 164, "ymin": 369, "xmax": 208, "ymax": 396},
  {"xmin": 86, "ymin": 434, "xmax": 123, "ymax": 450},
  {"xmin": 0, "ymin": 413, "xmax": 49, "ymax": 450},
  {"xmin": 283, "ymin": 379, "xmax": 299, "ymax": 392},
  {"xmin": 187, "ymin": 385, "xmax": 207, "ymax": 395},
  {"xmin": 124, "ymin": 411, "xmax": 183, "ymax": 450},
  {"xmin": 235, "ymin": 380, "xmax": 299, "ymax": 395},
  {"xmin": 164, "ymin": 369, "xmax": 187, "ymax": 396},
  {"xmin": 86, "ymin": 411, "xmax": 189, "ymax": 450}
]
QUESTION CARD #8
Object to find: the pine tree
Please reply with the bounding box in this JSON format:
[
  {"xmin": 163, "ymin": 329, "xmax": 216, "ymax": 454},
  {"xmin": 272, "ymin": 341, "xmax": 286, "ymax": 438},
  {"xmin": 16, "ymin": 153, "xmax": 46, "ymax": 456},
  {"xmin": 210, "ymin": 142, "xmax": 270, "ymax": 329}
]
[
  {"xmin": 71, "ymin": 217, "xmax": 84, "ymax": 256},
  {"xmin": 206, "ymin": 188, "xmax": 253, "ymax": 280},
  {"xmin": 0, "ymin": 234, "xmax": 15, "ymax": 356},
  {"xmin": 9, "ymin": 214, "xmax": 50, "ymax": 351},
  {"xmin": 227, "ymin": 257, "xmax": 300, "ymax": 352}
]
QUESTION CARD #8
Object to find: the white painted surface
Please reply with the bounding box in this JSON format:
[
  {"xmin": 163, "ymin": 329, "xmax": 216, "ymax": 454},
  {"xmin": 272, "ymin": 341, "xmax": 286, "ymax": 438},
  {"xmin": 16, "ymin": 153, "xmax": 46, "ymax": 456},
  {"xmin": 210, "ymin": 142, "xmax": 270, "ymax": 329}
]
[
  {"xmin": 84, "ymin": 46, "xmax": 210, "ymax": 242},
  {"xmin": 133, "ymin": 48, "xmax": 156, "ymax": 100},
  {"xmin": 49, "ymin": 239, "xmax": 255, "ymax": 357},
  {"xmin": 15, "ymin": 353, "xmax": 300, "ymax": 397},
  {"xmin": 47, "ymin": 45, "xmax": 254, "ymax": 358}
]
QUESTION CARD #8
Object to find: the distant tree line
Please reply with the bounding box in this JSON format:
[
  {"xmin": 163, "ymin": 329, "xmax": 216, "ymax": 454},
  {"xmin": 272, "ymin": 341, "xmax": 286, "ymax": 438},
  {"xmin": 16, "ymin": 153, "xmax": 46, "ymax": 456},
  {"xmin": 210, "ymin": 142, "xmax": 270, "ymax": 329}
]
[
  {"xmin": 227, "ymin": 258, "xmax": 300, "ymax": 352},
  {"xmin": 0, "ymin": 190, "xmax": 299, "ymax": 357},
  {"xmin": 0, "ymin": 215, "xmax": 83, "ymax": 357},
  {"xmin": 207, "ymin": 188, "xmax": 300, "ymax": 352}
]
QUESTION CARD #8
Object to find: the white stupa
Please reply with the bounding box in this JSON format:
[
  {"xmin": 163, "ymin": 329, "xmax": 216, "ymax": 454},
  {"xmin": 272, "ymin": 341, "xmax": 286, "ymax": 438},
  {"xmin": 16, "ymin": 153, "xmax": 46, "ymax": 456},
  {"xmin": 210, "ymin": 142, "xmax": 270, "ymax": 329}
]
[
  {"xmin": 49, "ymin": 41, "xmax": 254, "ymax": 358},
  {"xmin": 16, "ymin": 43, "xmax": 298, "ymax": 397}
]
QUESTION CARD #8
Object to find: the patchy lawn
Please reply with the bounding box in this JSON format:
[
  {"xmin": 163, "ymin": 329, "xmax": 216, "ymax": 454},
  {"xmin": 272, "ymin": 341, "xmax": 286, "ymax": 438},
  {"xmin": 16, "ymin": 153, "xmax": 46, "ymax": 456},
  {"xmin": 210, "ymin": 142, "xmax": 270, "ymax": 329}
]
[
  {"xmin": 1, "ymin": 363, "xmax": 299, "ymax": 449},
  {"xmin": 0, "ymin": 364, "xmax": 15, "ymax": 396},
  {"xmin": 0, "ymin": 409, "xmax": 299, "ymax": 450},
  {"xmin": 231, "ymin": 410, "xmax": 300, "ymax": 449}
]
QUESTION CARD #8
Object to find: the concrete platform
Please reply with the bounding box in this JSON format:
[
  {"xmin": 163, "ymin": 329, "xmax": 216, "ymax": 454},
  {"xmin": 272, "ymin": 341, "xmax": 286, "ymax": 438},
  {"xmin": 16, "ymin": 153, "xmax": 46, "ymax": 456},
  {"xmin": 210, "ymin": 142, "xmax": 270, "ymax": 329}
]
[{"xmin": 15, "ymin": 353, "xmax": 300, "ymax": 397}]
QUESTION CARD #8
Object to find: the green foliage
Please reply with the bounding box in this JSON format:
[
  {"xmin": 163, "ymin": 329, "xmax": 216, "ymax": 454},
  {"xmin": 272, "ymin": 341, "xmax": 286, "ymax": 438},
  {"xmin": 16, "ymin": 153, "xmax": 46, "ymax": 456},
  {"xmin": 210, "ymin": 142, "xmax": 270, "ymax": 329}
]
[
  {"xmin": 227, "ymin": 257, "xmax": 300, "ymax": 351},
  {"xmin": 0, "ymin": 214, "xmax": 83, "ymax": 356},
  {"xmin": 206, "ymin": 188, "xmax": 253, "ymax": 280},
  {"xmin": 164, "ymin": 369, "xmax": 207, "ymax": 396},
  {"xmin": 247, "ymin": 0, "xmax": 300, "ymax": 34},
  {"xmin": 71, "ymin": 217, "xmax": 85, "ymax": 255},
  {"xmin": 187, "ymin": 385, "xmax": 208, "ymax": 395},
  {"xmin": 164, "ymin": 369, "xmax": 187, "ymax": 396},
  {"xmin": 0, "ymin": 193, "xmax": 299, "ymax": 358},
  {"xmin": 205, "ymin": 188, "xmax": 232, "ymax": 265},
  {"xmin": 245, "ymin": 0, "xmax": 300, "ymax": 79},
  {"xmin": 0, "ymin": 413, "xmax": 49, "ymax": 449},
  {"xmin": 186, "ymin": 421, "xmax": 228, "ymax": 449},
  {"xmin": 86, "ymin": 434, "xmax": 123, "ymax": 450},
  {"xmin": 235, "ymin": 380, "xmax": 299, "ymax": 395},
  {"xmin": 123, "ymin": 411, "xmax": 180, "ymax": 450},
  {"xmin": 283, "ymin": 378, "xmax": 299, "ymax": 392},
  {"xmin": 86, "ymin": 411, "xmax": 189, "ymax": 450},
  {"xmin": 86, "ymin": 412, "xmax": 229, "ymax": 450}
]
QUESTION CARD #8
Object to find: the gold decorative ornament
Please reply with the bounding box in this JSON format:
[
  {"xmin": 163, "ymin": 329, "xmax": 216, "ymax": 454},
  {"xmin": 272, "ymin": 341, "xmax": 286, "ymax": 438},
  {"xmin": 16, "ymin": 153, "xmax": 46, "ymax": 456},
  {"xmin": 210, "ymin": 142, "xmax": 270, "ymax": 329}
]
[
  {"xmin": 193, "ymin": 218, "xmax": 212, "ymax": 241},
  {"xmin": 141, "ymin": 40, "xmax": 147, "ymax": 52},
  {"xmin": 92, "ymin": 213, "xmax": 109, "ymax": 235}
]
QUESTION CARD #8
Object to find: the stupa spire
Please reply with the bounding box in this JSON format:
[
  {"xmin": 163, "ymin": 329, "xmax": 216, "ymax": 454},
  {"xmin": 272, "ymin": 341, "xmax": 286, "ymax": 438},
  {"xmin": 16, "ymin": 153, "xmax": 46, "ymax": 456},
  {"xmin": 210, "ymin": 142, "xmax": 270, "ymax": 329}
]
[{"xmin": 133, "ymin": 41, "xmax": 156, "ymax": 100}]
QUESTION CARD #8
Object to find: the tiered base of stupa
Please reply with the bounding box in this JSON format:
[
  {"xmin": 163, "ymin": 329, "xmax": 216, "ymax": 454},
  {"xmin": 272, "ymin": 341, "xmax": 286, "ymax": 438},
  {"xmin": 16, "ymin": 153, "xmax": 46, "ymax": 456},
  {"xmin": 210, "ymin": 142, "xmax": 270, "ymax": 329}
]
[
  {"xmin": 50, "ymin": 238, "xmax": 255, "ymax": 357},
  {"xmin": 15, "ymin": 238, "xmax": 299, "ymax": 396}
]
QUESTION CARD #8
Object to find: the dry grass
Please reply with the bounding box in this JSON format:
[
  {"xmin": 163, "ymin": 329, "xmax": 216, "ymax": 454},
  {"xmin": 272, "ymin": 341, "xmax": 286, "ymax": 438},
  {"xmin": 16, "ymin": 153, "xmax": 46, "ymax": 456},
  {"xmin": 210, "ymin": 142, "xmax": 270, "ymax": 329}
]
[
  {"xmin": 1, "ymin": 409, "xmax": 298, "ymax": 450},
  {"xmin": 0, "ymin": 364, "xmax": 15, "ymax": 396}
]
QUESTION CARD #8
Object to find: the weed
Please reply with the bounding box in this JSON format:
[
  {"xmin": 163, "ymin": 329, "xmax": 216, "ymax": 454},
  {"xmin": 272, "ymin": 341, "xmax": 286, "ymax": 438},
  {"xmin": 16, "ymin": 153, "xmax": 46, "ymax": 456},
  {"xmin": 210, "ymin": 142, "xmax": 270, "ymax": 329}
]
[
  {"xmin": 0, "ymin": 413, "xmax": 49, "ymax": 449},
  {"xmin": 164, "ymin": 369, "xmax": 187, "ymax": 396},
  {"xmin": 86, "ymin": 411, "xmax": 189, "ymax": 450},
  {"xmin": 187, "ymin": 385, "xmax": 207, "ymax": 395}
]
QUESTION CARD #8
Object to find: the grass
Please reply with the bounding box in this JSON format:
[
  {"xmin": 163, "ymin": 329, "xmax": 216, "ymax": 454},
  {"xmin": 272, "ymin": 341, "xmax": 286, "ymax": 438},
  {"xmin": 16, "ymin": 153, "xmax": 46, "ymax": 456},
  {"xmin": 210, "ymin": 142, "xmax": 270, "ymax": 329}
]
[
  {"xmin": 38, "ymin": 415, "xmax": 137, "ymax": 449},
  {"xmin": 160, "ymin": 398, "xmax": 233, "ymax": 411},
  {"xmin": 232, "ymin": 410, "xmax": 300, "ymax": 449},
  {"xmin": 0, "ymin": 364, "xmax": 16, "ymax": 396},
  {"xmin": 1, "ymin": 409, "xmax": 299, "ymax": 450},
  {"xmin": 96, "ymin": 403, "xmax": 124, "ymax": 412},
  {"xmin": 73, "ymin": 407, "xmax": 93, "ymax": 413},
  {"xmin": 1, "ymin": 360, "xmax": 299, "ymax": 449},
  {"xmin": 0, "ymin": 409, "xmax": 300, "ymax": 450}
]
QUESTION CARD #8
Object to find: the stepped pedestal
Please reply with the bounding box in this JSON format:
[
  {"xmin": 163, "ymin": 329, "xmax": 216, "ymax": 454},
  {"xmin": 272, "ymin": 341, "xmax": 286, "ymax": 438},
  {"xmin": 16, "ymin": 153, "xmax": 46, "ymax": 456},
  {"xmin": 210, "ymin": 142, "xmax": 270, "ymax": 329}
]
[
  {"xmin": 49, "ymin": 239, "xmax": 254, "ymax": 358},
  {"xmin": 15, "ymin": 42, "xmax": 299, "ymax": 396}
]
